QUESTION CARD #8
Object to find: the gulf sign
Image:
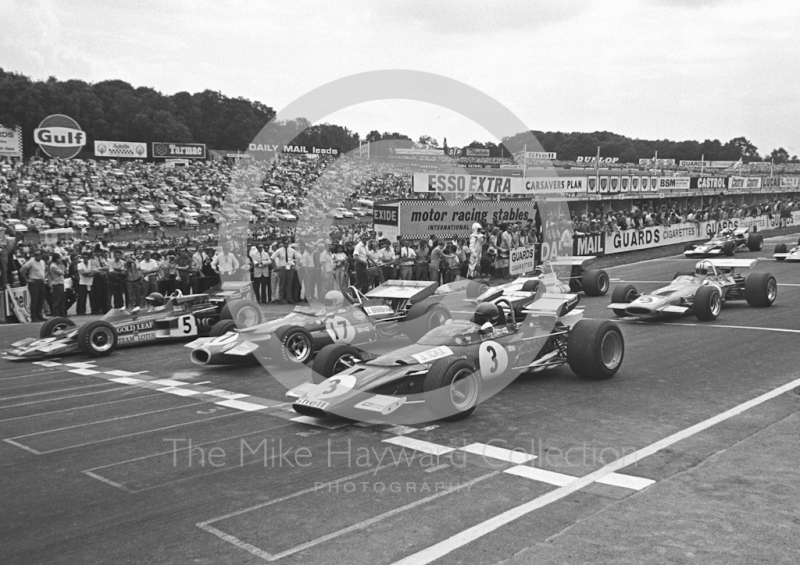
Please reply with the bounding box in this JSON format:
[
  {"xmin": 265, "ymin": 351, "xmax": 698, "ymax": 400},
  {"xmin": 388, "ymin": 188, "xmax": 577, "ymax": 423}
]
[{"xmin": 34, "ymin": 114, "xmax": 85, "ymax": 159}]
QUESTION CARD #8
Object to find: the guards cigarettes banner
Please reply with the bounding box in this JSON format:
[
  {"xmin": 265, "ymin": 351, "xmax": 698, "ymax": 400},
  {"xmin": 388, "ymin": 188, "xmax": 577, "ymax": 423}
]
[{"xmin": 0, "ymin": 125, "xmax": 22, "ymax": 157}]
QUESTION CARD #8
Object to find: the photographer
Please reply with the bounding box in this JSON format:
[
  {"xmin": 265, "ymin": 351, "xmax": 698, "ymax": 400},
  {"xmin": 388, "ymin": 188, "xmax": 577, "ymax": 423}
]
[{"xmin": 49, "ymin": 252, "xmax": 67, "ymax": 317}]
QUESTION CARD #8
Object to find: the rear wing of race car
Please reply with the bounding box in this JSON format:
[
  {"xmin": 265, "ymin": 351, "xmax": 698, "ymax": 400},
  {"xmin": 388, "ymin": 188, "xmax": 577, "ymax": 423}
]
[
  {"xmin": 547, "ymin": 256, "xmax": 596, "ymax": 268},
  {"xmin": 705, "ymin": 258, "xmax": 757, "ymax": 270},
  {"xmin": 365, "ymin": 279, "xmax": 438, "ymax": 303},
  {"xmin": 520, "ymin": 292, "xmax": 581, "ymax": 319}
]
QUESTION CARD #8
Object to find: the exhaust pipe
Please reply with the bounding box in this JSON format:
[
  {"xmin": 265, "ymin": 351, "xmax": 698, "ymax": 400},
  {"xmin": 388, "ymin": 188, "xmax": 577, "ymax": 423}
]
[{"xmin": 190, "ymin": 346, "xmax": 256, "ymax": 365}]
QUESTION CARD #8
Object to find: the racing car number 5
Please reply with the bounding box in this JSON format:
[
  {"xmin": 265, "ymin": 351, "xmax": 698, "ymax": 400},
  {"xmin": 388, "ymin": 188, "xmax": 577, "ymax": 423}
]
[
  {"xmin": 479, "ymin": 340, "xmax": 509, "ymax": 379},
  {"xmin": 171, "ymin": 315, "xmax": 198, "ymax": 337}
]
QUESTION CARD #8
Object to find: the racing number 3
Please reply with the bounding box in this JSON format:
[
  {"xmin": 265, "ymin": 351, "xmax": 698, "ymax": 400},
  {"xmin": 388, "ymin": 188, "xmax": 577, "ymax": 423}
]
[{"xmin": 479, "ymin": 340, "xmax": 509, "ymax": 379}]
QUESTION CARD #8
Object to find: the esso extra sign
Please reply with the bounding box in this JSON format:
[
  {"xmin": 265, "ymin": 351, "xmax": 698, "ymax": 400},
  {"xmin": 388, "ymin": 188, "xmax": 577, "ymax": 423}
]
[{"xmin": 34, "ymin": 114, "xmax": 86, "ymax": 159}]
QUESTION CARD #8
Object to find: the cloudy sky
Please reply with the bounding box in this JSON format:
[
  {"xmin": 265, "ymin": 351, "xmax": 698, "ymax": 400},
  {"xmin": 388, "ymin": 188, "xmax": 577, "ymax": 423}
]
[{"xmin": 2, "ymin": 0, "xmax": 798, "ymax": 156}]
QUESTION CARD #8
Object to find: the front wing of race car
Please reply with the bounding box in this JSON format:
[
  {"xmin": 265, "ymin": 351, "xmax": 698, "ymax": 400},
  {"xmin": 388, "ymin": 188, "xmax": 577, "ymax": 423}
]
[
  {"xmin": 3, "ymin": 331, "xmax": 81, "ymax": 360},
  {"xmin": 684, "ymin": 244, "xmax": 727, "ymax": 257}
]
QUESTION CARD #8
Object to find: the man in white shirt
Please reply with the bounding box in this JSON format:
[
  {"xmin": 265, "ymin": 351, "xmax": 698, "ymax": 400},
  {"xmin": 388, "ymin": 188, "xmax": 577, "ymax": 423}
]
[
  {"xmin": 249, "ymin": 244, "xmax": 271, "ymax": 304},
  {"xmin": 271, "ymin": 239, "xmax": 301, "ymax": 304},
  {"xmin": 353, "ymin": 233, "xmax": 370, "ymax": 293},
  {"xmin": 397, "ymin": 239, "xmax": 416, "ymax": 281},
  {"xmin": 139, "ymin": 250, "xmax": 160, "ymax": 295},
  {"xmin": 76, "ymin": 252, "xmax": 95, "ymax": 315},
  {"xmin": 212, "ymin": 245, "xmax": 240, "ymax": 276}
]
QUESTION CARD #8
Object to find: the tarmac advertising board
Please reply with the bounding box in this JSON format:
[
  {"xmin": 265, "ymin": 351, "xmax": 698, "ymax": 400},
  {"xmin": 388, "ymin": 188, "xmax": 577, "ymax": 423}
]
[
  {"xmin": 152, "ymin": 142, "xmax": 206, "ymax": 159},
  {"xmin": 0, "ymin": 125, "xmax": 23, "ymax": 157},
  {"xmin": 399, "ymin": 200, "xmax": 537, "ymax": 239},
  {"xmin": 413, "ymin": 173, "xmax": 587, "ymax": 195},
  {"xmin": 94, "ymin": 140, "xmax": 147, "ymax": 159}
]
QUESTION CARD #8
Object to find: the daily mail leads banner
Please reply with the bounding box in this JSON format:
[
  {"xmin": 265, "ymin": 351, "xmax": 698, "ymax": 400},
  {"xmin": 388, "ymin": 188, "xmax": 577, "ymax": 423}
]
[
  {"xmin": 0, "ymin": 125, "xmax": 22, "ymax": 157},
  {"xmin": 152, "ymin": 142, "xmax": 206, "ymax": 159},
  {"xmin": 413, "ymin": 173, "xmax": 587, "ymax": 194},
  {"xmin": 94, "ymin": 140, "xmax": 147, "ymax": 159}
]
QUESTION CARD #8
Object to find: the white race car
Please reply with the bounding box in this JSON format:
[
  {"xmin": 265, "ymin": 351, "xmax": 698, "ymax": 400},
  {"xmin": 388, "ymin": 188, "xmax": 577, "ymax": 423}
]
[{"xmin": 773, "ymin": 237, "xmax": 800, "ymax": 261}]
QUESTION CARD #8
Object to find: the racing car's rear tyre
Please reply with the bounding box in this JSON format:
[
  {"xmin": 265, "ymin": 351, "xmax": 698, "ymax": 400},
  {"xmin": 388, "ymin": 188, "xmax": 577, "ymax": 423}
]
[
  {"xmin": 220, "ymin": 300, "xmax": 262, "ymax": 328},
  {"xmin": 684, "ymin": 243, "xmax": 696, "ymax": 252},
  {"xmin": 722, "ymin": 241, "xmax": 736, "ymax": 256},
  {"xmin": 521, "ymin": 279, "xmax": 539, "ymax": 293},
  {"xmin": 209, "ymin": 319, "xmax": 236, "ymax": 337},
  {"xmin": 745, "ymin": 272, "xmax": 777, "ymax": 307},
  {"xmin": 566, "ymin": 319, "xmax": 624, "ymax": 380},
  {"xmin": 40, "ymin": 317, "xmax": 76, "ymax": 339},
  {"xmin": 610, "ymin": 284, "xmax": 637, "ymax": 317},
  {"xmin": 77, "ymin": 321, "xmax": 118, "ymax": 357},
  {"xmin": 466, "ymin": 280, "xmax": 489, "ymax": 299},
  {"xmin": 274, "ymin": 326, "xmax": 314, "ymax": 367},
  {"xmin": 693, "ymin": 286, "xmax": 722, "ymax": 321},
  {"xmin": 312, "ymin": 344, "xmax": 364, "ymax": 384},
  {"xmin": 405, "ymin": 304, "xmax": 451, "ymax": 342},
  {"xmin": 747, "ymin": 234, "xmax": 764, "ymax": 251},
  {"xmin": 423, "ymin": 358, "xmax": 481, "ymax": 421},
  {"xmin": 582, "ymin": 269, "xmax": 610, "ymax": 296},
  {"xmin": 774, "ymin": 243, "xmax": 787, "ymax": 259}
]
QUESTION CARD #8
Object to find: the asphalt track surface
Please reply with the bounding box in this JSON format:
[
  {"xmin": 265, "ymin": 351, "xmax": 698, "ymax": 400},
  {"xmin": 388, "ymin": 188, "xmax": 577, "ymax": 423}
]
[{"xmin": 2, "ymin": 233, "xmax": 800, "ymax": 565}]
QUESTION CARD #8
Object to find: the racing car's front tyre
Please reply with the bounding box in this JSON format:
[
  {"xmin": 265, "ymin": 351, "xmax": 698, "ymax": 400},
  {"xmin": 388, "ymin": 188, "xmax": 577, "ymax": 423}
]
[
  {"xmin": 423, "ymin": 358, "xmax": 481, "ymax": 421},
  {"xmin": 567, "ymin": 320, "xmax": 624, "ymax": 380},
  {"xmin": 274, "ymin": 326, "xmax": 314, "ymax": 367},
  {"xmin": 723, "ymin": 241, "xmax": 736, "ymax": 256},
  {"xmin": 77, "ymin": 321, "xmax": 118, "ymax": 357},
  {"xmin": 746, "ymin": 234, "xmax": 764, "ymax": 251},
  {"xmin": 220, "ymin": 300, "xmax": 262, "ymax": 328},
  {"xmin": 209, "ymin": 320, "xmax": 237, "ymax": 337},
  {"xmin": 693, "ymin": 286, "xmax": 722, "ymax": 321},
  {"xmin": 466, "ymin": 280, "xmax": 489, "ymax": 299},
  {"xmin": 745, "ymin": 272, "xmax": 777, "ymax": 307},
  {"xmin": 405, "ymin": 304, "xmax": 451, "ymax": 342},
  {"xmin": 774, "ymin": 243, "xmax": 787, "ymax": 259},
  {"xmin": 610, "ymin": 284, "xmax": 638, "ymax": 317},
  {"xmin": 582, "ymin": 269, "xmax": 610, "ymax": 296},
  {"xmin": 40, "ymin": 317, "xmax": 76, "ymax": 338},
  {"xmin": 312, "ymin": 344, "xmax": 365, "ymax": 384}
]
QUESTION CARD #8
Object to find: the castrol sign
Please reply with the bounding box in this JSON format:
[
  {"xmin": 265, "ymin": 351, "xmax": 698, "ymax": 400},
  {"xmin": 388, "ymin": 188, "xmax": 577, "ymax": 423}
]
[{"xmin": 34, "ymin": 114, "xmax": 86, "ymax": 159}]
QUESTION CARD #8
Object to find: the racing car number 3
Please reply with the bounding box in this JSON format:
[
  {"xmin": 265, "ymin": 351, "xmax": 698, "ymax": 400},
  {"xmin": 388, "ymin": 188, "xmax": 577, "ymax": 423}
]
[
  {"xmin": 308, "ymin": 374, "xmax": 357, "ymax": 400},
  {"xmin": 479, "ymin": 340, "xmax": 509, "ymax": 379}
]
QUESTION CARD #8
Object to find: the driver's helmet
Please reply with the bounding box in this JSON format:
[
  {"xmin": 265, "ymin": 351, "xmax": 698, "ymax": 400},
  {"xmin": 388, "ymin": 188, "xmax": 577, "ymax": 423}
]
[
  {"xmin": 145, "ymin": 292, "xmax": 165, "ymax": 307},
  {"xmin": 694, "ymin": 261, "xmax": 709, "ymax": 276},
  {"xmin": 720, "ymin": 228, "xmax": 733, "ymax": 237},
  {"xmin": 534, "ymin": 264, "xmax": 544, "ymax": 276},
  {"xmin": 323, "ymin": 290, "xmax": 344, "ymax": 310},
  {"xmin": 472, "ymin": 302, "xmax": 500, "ymax": 326}
]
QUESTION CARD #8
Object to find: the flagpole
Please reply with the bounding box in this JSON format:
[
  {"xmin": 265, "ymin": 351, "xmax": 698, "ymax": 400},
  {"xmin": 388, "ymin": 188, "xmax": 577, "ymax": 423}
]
[{"xmin": 700, "ymin": 154, "xmax": 705, "ymax": 177}]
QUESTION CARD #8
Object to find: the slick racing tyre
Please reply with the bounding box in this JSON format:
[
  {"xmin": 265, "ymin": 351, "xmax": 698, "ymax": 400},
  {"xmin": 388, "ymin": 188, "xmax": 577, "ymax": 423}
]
[
  {"xmin": 745, "ymin": 272, "xmax": 777, "ymax": 307},
  {"xmin": 273, "ymin": 326, "xmax": 314, "ymax": 367},
  {"xmin": 423, "ymin": 357, "xmax": 481, "ymax": 421},
  {"xmin": 722, "ymin": 240, "xmax": 736, "ymax": 256},
  {"xmin": 220, "ymin": 299, "xmax": 262, "ymax": 328},
  {"xmin": 746, "ymin": 234, "xmax": 764, "ymax": 251},
  {"xmin": 693, "ymin": 285, "xmax": 722, "ymax": 321},
  {"xmin": 311, "ymin": 344, "xmax": 364, "ymax": 384},
  {"xmin": 521, "ymin": 279, "xmax": 540, "ymax": 293},
  {"xmin": 610, "ymin": 284, "xmax": 637, "ymax": 317},
  {"xmin": 466, "ymin": 280, "xmax": 489, "ymax": 299},
  {"xmin": 40, "ymin": 317, "xmax": 76, "ymax": 339},
  {"xmin": 77, "ymin": 321, "xmax": 118, "ymax": 357},
  {"xmin": 774, "ymin": 243, "xmax": 787, "ymax": 259},
  {"xmin": 405, "ymin": 303, "xmax": 451, "ymax": 342},
  {"xmin": 209, "ymin": 319, "xmax": 237, "ymax": 337},
  {"xmin": 582, "ymin": 269, "xmax": 610, "ymax": 296},
  {"xmin": 566, "ymin": 319, "xmax": 624, "ymax": 380}
]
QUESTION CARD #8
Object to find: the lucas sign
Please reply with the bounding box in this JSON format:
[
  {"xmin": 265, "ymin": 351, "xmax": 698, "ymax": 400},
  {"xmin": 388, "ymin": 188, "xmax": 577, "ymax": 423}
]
[{"xmin": 34, "ymin": 115, "xmax": 85, "ymax": 159}]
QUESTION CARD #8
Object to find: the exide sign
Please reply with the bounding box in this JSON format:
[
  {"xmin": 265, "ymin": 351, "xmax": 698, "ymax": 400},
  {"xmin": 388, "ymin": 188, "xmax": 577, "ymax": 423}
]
[{"xmin": 34, "ymin": 114, "xmax": 86, "ymax": 159}]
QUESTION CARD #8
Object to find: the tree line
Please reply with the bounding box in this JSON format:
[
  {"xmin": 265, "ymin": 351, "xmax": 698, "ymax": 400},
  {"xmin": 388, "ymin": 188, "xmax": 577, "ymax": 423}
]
[{"xmin": 0, "ymin": 69, "xmax": 794, "ymax": 163}]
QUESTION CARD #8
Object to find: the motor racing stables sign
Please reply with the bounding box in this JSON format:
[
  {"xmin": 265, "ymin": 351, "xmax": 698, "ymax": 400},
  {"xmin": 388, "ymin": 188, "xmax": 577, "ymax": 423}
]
[{"xmin": 398, "ymin": 200, "xmax": 537, "ymax": 239}]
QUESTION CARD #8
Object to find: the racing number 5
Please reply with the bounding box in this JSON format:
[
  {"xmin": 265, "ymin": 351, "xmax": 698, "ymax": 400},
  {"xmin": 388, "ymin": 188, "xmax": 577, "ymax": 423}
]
[{"xmin": 179, "ymin": 315, "xmax": 197, "ymax": 336}]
